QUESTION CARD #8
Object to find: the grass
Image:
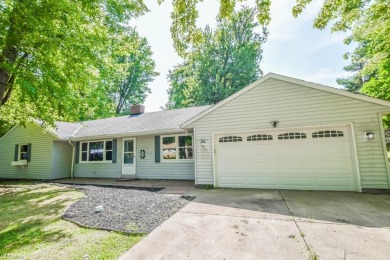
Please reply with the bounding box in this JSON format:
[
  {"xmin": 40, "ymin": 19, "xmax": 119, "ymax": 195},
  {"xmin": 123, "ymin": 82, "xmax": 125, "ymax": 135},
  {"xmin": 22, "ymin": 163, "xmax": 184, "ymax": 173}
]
[{"xmin": 0, "ymin": 181, "xmax": 143, "ymax": 260}]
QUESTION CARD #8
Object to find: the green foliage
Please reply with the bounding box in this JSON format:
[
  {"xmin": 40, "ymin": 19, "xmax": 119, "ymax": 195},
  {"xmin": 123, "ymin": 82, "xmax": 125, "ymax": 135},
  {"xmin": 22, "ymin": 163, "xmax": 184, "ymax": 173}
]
[
  {"xmin": 0, "ymin": 119, "xmax": 13, "ymax": 137},
  {"xmin": 105, "ymin": 29, "xmax": 159, "ymax": 115},
  {"xmin": 328, "ymin": 1, "xmax": 389, "ymax": 126},
  {"xmin": 203, "ymin": 184, "xmax": 215, "ymax": 190},
  {"xmin": 166, "ymin": 7, "xmax": 267, "ymax": 109},
  {"xmin": 294, "ymin": 0, "xmax": 389, "ymax": 103},
  {"xmin": 0, "ymin": 0, "xmax": 147, "ymax": 127},
  {"xmin": 165, "ymin": 0, "xmax": 271, "ymax": 57},
  {"xmin": 336, "ymin": 42, "xmax": 369, "ymax": 92}
]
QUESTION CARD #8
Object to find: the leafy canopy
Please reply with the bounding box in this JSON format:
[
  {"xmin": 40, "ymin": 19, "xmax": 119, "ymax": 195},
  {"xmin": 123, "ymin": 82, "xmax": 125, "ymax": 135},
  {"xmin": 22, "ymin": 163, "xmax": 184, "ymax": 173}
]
[
  {"xmin": 166, "ymin": 6, "xmax": 267, "ymax": 109},
  {"xmin": 106, "ymin": 29, "xmax": 159, "ymax": 115},
  {"xmin": 1, "ymin": 0, "xmax": 388, "ymax": 133},
  {"xmin": 0, "ymin": 0, "xmax": 147, "ymax": 127},
  {"xmin": 293, "ymin": 0, "xmax": 389, "ymax": 98},
  {"xmin": 165, "ymin": 0, "xmax": 271, "ymax": 57},
  {"xmin": 302, "ymin": 0, "xmax": 390, "ymax": 126}
]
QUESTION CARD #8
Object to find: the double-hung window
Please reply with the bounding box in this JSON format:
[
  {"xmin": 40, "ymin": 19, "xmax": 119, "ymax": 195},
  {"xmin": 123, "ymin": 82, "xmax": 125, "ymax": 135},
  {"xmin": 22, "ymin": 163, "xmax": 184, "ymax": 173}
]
[
  {"xmin": 162, "ymin": 135, "xmax": 193, "ymax": 161},
  {"xmin": 80, "ymin": 140, "xmax": 113, "ymax": 162},
  {"xmin": 19, "ymin": 144, "xmax": 29, "ymax": 160},
  {"xmin": 12, "ymin": 143, "xmax": 31, "ymax": 166}
]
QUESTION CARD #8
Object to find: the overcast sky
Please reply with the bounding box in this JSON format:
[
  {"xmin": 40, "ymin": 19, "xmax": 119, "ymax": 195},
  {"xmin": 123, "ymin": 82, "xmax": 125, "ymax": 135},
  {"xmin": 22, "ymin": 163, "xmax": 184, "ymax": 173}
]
[{"xmin": 130, "ymin": 0, "xmax": 353, "ymax": 112}]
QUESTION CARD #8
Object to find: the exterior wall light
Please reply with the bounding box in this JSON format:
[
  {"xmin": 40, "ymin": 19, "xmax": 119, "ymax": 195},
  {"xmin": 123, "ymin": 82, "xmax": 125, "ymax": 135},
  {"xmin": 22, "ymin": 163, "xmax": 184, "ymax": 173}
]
[
  {"xmin": 201, "ymin": 140, "xmax": 206, "ymax": 147},
  {"xmin": 365, "ymin": 131, "xmax": 375, "ymax": 140},
  {"xmin": 270, "ymin": 121, "xmax": 279, "ymax": 128}
]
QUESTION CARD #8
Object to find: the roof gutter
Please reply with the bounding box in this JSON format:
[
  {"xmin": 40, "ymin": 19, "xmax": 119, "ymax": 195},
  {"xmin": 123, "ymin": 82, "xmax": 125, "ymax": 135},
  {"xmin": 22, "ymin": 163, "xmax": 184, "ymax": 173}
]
[
  {"xmin": 69, "ymin": 128, "xmax": 191, "ymax": 141},
  {"xmin": 68, "ymin": 140, "xmax": 75, "ymax": 179}
]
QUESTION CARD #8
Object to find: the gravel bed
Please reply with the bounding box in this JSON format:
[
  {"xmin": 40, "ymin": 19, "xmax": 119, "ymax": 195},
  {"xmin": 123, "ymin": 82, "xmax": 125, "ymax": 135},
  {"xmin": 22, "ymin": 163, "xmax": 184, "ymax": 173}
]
[{"xmin": 62, "ymin": 185, "xmax": 190, "ymax": 234}]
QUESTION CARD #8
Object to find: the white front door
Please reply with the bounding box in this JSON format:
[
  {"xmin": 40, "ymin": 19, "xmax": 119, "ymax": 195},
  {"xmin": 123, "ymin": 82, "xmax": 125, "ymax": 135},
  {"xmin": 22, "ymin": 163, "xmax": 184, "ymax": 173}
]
[{"xmin": 122, "ymin": 138, "xmax": 136, "ymax": 175}]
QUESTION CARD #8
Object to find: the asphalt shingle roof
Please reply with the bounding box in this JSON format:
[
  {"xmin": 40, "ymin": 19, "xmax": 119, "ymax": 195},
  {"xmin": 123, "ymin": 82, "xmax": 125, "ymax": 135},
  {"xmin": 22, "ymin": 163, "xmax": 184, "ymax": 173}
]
[
  {"xmin": 54, "ymin": 122, "xmax": 82, "ymax": 140},
  {"xmin": 71, "ymin": 106, "xmax": 211, "ymax": 139}
]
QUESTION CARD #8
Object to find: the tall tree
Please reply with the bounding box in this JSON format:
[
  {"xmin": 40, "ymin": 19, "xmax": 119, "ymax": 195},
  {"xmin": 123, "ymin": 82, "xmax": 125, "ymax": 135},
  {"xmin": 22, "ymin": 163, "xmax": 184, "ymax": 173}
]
[
  {"xmin": 107, "ymin": 29, "xmax": 158, "ymax": 115},
  {"xmin": 0, "ymin": 0, "xmax": 147, "ymax": 126},
  {"xmin": 336, "ymin": 42, "xmax": 370, "ymax": 92},
  {"xmin": 166, "ymin": 7, "xmax": 267, "ymax": 109},
  {"xmin": 166, "ymin": 0, "xmax": 271, "ymax": 57},
  {"xmin": 1, "ymin": 0, "xmax": 387, "ymax": 130},
  {"xmin": 293, "ymin": 0, "xmax": 389, "ymax": 98}
]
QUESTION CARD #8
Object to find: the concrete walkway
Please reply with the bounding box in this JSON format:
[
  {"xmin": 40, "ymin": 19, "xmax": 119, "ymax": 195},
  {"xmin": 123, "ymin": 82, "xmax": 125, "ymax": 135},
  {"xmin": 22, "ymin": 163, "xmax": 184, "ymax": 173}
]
[
  {"xmin": 52, "ymin": 178, "xmax": 195, "ymax": 195},
  {"xmin": 120, "ymin": 189, "xmax": 390, "ymax": 260}
]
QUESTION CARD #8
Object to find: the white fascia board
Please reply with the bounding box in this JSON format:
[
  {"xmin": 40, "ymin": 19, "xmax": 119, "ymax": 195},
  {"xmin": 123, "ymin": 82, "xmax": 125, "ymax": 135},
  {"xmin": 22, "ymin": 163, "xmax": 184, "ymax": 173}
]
[
  {"xmin": 69, "ymin": 128, "xmax": 191, "ymax": 141},
  {"xmin": 181, "ymin": 75, "xmax": 272, "ymax": 128},
  {"xmin": 0, "ymin": 125, "xmax": 18, "ymax": 142},
  {"xmin": 181, "ymin": 73, "xmax": 390, "ymax": 128},
  {"xmin": 31, "ymin": 120, "xmax": 59, "ymax": 139},
  {"xmin": 270, "ymin": 73, "xmax": 390, "ymax": 107},
  {"xmin": 0, "ymin": 121, "xmax": 59, "ymax": 142}
]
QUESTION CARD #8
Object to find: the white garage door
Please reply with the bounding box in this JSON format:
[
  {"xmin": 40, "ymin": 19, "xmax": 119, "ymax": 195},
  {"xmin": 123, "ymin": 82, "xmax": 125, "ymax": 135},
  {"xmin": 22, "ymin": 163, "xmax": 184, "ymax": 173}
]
[{"xmin": 214, "ymin": 126, "xmax": 358, "ymax": 191}]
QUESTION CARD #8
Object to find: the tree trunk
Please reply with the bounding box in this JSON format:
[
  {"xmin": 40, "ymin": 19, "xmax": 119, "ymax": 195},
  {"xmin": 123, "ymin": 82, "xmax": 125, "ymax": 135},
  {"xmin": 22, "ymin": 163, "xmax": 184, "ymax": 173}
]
[
  {"xmin": 0, "ymin": 0, "xmax": 24, "ymax": 107},
  {"xmin": 0, "ymin": 46, "xmax": 18, "ymax": 106}
]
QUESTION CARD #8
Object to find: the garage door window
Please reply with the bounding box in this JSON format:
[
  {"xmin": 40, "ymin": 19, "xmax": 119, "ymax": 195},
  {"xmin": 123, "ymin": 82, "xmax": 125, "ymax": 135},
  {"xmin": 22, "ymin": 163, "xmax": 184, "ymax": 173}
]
[
  {"xmin": 247, "ymin": 134, "xmax": 273, "ymax": 141},
  {"xmin": 278, "ymin": 132, "xmax": 307, "ymax": 140},
  {"xmin": 312, "ymin": 130, "xmax": 344, "ymax": 138},
  {"xmin": 219, "ymin": 136, "xmax": 242, "ymax": 143}
]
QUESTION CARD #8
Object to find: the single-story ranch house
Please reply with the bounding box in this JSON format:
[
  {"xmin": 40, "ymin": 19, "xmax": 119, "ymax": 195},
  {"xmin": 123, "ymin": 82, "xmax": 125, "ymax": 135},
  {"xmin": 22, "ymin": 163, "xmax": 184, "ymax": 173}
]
[{"xmin": 1, "ymin": 73, "xmax": 390, "ymax": 192}]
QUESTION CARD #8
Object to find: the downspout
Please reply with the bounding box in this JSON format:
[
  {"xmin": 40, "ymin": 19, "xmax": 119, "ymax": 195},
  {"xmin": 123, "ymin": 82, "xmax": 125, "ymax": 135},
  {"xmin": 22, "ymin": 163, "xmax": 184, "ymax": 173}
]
[
  {"xmin": 68, "ymin": 140, "xmax": 75, "ymax": 179},
  {"xmin": 69, "ymin": 123, "xmax": 84, "ymax": 179}
]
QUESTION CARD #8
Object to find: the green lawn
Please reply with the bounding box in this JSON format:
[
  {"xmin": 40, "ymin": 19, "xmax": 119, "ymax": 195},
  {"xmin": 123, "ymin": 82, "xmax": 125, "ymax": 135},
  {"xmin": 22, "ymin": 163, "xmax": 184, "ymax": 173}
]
[{"xmin": 0, "ymin": 181, "xmax": 143, "ymax": 260}]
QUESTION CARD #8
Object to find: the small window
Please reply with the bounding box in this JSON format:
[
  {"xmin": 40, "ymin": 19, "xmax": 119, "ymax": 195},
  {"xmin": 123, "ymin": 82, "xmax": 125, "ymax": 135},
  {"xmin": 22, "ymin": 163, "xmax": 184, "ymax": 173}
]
[
  {"xmin": 20, "ymin": 144, "xmax": 28, "ymax": 160},
  {"xmin": 219, "ymin": 136, "xmax": 243, "ymax": 143},
  {"xmin": 162, "ymin": 135, "xmax": 193, "ymax": 160},
  {"xmin": 312, "ymin": 130, "xmax": 344, "ymax": 138},
  {"xmin": 81, "ymin": 143, "xmax": 88, "ymax": 161},
  {"xmin": 247, "ymin": 134, "xmax": 273, "ymax": 141},
  {"xmin": 278, "ymin": 132, "xmax": 307, "ymax": 140}
]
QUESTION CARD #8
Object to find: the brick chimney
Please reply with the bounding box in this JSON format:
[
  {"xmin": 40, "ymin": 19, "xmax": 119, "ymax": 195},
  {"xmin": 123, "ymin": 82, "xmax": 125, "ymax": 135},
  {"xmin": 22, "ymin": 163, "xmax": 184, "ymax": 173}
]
[{"xmin": 130, "ymin": 104, "xmax": 145, "ymax": 115}]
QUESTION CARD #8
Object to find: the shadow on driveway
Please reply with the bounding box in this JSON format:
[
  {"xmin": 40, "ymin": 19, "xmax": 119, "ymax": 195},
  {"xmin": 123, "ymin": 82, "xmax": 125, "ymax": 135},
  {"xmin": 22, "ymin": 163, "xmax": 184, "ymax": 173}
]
[
  {"xmin": 120, "ymin": 189, "xmax": 390, "ymax": 260},
  {"xmin": 191, "ymin": 189, "xmax": 390, "ymax": 228}
]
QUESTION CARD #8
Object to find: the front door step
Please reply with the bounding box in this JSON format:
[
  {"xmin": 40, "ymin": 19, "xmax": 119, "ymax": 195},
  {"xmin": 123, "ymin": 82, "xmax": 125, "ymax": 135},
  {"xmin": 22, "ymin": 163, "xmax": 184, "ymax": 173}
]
[{"xmin": 117, "ymin": 177, "xmax": 138, "ymax": 181}]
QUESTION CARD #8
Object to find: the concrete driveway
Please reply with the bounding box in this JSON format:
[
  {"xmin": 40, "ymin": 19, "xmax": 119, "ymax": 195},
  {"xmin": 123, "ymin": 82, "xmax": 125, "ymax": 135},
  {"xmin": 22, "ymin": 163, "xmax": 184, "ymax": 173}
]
[{"xmin": 119, "ymin": 189, "xmax": 390, "ymax": 260}]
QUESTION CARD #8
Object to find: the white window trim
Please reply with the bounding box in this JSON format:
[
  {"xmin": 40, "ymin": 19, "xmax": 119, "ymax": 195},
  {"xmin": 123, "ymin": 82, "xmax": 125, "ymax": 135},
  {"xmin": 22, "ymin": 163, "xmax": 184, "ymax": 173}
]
[
  {"xmin": 80, "ymin": 140, "xmax": 113, "ymax": 163},
  {"xmin": 161, "ymin": 134, "xmax": 194, "ymax": 162},
  {"xmin": 19, "ymin": 144, "xmax": 29, "ymax": 161}
]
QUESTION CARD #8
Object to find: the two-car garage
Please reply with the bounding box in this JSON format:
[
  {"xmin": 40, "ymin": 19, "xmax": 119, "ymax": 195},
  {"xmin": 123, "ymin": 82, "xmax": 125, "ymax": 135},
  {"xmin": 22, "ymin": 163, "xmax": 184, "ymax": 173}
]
[
  {"xmin": 184, "ymin": 74, "xmax": 390, "ymax": 191},
  {"xmin": 214, "ymin": 125, "xmax": 359, "ymax": 191}
]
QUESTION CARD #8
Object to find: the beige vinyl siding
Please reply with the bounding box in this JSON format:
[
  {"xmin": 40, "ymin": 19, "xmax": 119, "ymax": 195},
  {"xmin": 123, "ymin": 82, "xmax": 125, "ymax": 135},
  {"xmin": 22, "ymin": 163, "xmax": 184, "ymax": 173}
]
[
  {"xmin": 74, "ymin": 138, "xmax": 122, "ymax": 178},
  {"xmin": 136, "ymin": 135, "xmax": 195, "ymax": 180},
  {"xmin": 189, "ymin": 78, "xmax": 390, "ymax": 189},
  {"xmin": 51, "ymin": 141, "xmax": 72, "ymax": 179},
  {"xmin": 0, "ymin": 124, "xmax": 56, "ymax": 179}
]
